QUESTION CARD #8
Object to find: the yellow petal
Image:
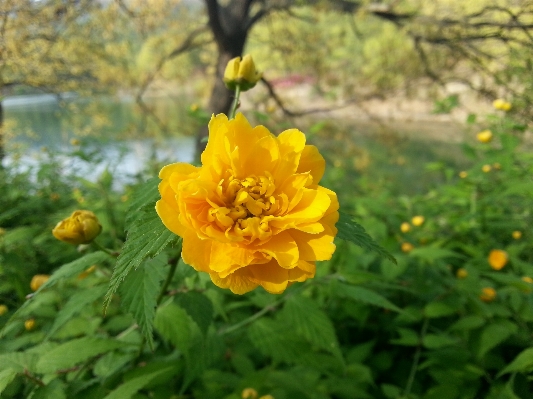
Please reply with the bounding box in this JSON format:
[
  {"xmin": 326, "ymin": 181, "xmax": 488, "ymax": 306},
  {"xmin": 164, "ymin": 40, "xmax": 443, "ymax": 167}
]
[
  {"xmin": 248, "ymin": 261, "xmax": 289, "ymax": 294},
  {"xmin": 289, "ymin": 228, "xmax": 336, "ymax": 261},
  {"xmin": 297, "ymin": 145, "xmax": 325, "ymax": 185},
  {"xmin": 255, "ymin": 231, "xmax": 299, "ymax": 268},
  {"xmin": 273, "ymin": 128, "xmax": 306, "ymax": 181},
  {"xmin": 181, "ymin": 229, "xmax": 212, "ymax": 273},
  {"xmin": 209, "ymin": 268, "xmax": 258, "ymax": 294},
  {"xmin": 155, "ymin": 199, "xmax": 187, "ymax": 237},
  {"xmin": 238, "ymin": 134, "xmax": 279, "ymax": 178}
]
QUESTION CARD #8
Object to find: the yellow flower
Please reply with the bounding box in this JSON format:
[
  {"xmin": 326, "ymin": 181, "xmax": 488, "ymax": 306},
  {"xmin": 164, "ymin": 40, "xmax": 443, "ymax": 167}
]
[
  {"xmin": 52, "ymin": 210, "xmax": 102, "ymax": 245},
  {"xmin": 481, "ymin": 164, "xmax": 492, "ymax": 173},
  {"xmin": 522, "ymin": 276, "xmax": 533, "ymax": 284},
  {"xmin": 456, "ymin": 268, "xmax": 468, "ymax": 279},
  {"xmin": 156, "ymin": 113, "xmax": 338, "ymax": 295},
  {"xmin": 476, "ymin": 130, "xmax": 493, "ymax": 143},
  {"xmin": 70, "ymin": 138, "xmax": 80, "ymax": 146},
  {"xmin": 0, "ymin": 305, "xmax": 8, "ymax": 316},
  {"xmin": 493, "ymin": 99, "xmax": 512, "ymax": 111},
  {"xmin": 259, "ymin": 396, "xmax": 275, "ymax": 399},
  {"xmin": 488, "ymin": 249, "xmax": 508, "ymax": 270},
  {"xmin": 411, "ymin": 216, "xmax": 424, "ymax": 227},
  {"xmin": 30, "ymin": 274, "xmax": 50, "ymax": 291},
  {"xmin": 25, "ymin": 319, "xmax": 36, "ymax": 331},
  {"xmin": 480, "ymin": 287, "xmax": 496, "ymax": 302},
  {"xmin": 512, "ymin": 231, "xmax": 522, "ymax": 240},
  {"xmin": 459, "ymin": 171, "xmax": 468, "ymax": 179},
  {"xmin": 78, "ymin": 265, "xmax": 97, "ymax": 280},
  {"xmin": 401, "ymin": 242, "xmax": 414, "ymax": 253},
  {"xmin": 400, "ymin": 222, "xmax": 411, "ymax": 233},
  {"xmin": 242, "ymin": 388, "xmax": 258, "ymax": 399},
  {"xmin": 493, "ymin": 162, "xmax": 501, "ymax": 170},
  {"xmin": 224, "ymin": 55, "xmax": 262, "ymax": 91},
  {"xmin": 190, "ymin": 103, "xmax": 199, "ymax": 112},
  {"xmin": 0, "ymin": 227, "xmax": 5, "ymax": 236}
]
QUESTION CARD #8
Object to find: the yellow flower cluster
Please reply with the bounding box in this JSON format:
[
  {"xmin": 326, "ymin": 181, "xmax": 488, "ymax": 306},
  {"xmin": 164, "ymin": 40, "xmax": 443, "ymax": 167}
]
[{"xmin": 157, "ymin": 113, "xmax": 338, "ymax": 294}]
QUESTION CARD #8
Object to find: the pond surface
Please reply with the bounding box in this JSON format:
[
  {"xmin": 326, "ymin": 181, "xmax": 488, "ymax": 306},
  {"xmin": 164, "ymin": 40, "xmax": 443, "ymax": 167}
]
[{"xmin": 3, "ymin": 94, "xmax": 470, "ymax": 194}]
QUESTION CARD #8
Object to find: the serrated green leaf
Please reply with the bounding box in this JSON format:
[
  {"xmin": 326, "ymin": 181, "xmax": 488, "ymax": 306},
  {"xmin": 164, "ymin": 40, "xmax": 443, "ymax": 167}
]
[
  {"xmin": 94, "ymin": 351, "xmax": 136, "ymax": 378},
  {"xmin": 175, "ymin": 291, "xmax": 213, "ymax": 335},
  {"xmin": 103, "ymin": 367, "xmax": 173, "ymax": 399},
  {"xmin": 36, "ymin": 337, "xmax": 132, "ymax": 374},
  {"xmin": 282, "ymin": 296, "xmax": 342, "ymax": 361},
  {"xmin": 0, "ymin": 369, "xmax": 17, "ymax": 395},
  {"xmin": 104, "ymin": 206, "xmax": 176, "ymax": 311},
  {"xmin": 498, "ymin": 347, "xmax": 533, "ymax": 376},
  {"xmin": 477, "ymin": 321, "xmax": 517, "ymax": 358},
  {"xmin": 119, "ymin": 255, "xmax": 167, "ymax": 350},
  {"xmin": 0, "ymin": 352, "xmax": 39, "ymax": 373},
  {"xmin": 336, "ymin": 212, "xmax": 396, "ymax": 264},
  {"xmin": 124, "ymin": 178, "xmax": 160, "ymax": 231},
  {"xmin": 334, "ymin": 282, "xmax": 401, "ymax": 312},
  {"xmin": 248, "ymin": 318, "xmax": 306, "ymax": 363},
  {"xmin": 153, "ymin": 302, "xmax": 192, "ymax": 351},
  {"xmin": 47, "ymin": 285, "xmax": 106, "ymax": 339}
]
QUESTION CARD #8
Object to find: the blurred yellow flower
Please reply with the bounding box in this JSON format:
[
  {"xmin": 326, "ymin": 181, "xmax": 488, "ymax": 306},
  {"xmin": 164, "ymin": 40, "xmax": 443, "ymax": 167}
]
[
  {"xmin": 190, "ymin": 103, "xmax": 199, "ymax": 112},
  {"xmin": 481, "ymin": 164, "xmax": 492, "ymax": 173},
  {"xmin": 493, "ymin": 99, "xmax": 512, "ymax": 111},
  {"xmin": 25, "ymin": 319, "xmax": 36, "ymax": 331},
  {"xmin": 400, "ymin": 222, "xmax": 411, "ymax": 233},
  {"xmin": 492, "ymin": 162, "xmax": 501, "ymax": 170},
  {"xmin": 522, "ymin": 276, "xmax": 533, "ymax": 284},
  {"xmin": 512, "ymin": 231, "xmax": 522, "ymax": 240},
  {"xmin": 0, "ymin": 304, "xmax": 8, "ymax": 316},
  {"xmin": 488, "ymin": 249, "xmax": 508, "ymax": 270},
  {"xmin": 456, "ymin": 268, "xmax": 468, "ymax": 279},
  {"xmin": 411, "ymin": 216, "xmax": 425, "ymax": 226},
  {"xmin": 30, "ymin": 274, "xmax": 50, "ymax": 292},
  {"xmin": 480, "ymin": 287, "xmax": 496, "ymax": 302},
  {"xmin": 0, "ymin": 227, "xmax": 5, "ymax": 236},
  {"xmin": 259, "ymin": 396, "xmax": 275, "ymax": 399},
  {"xmin": 242, "ymin": 388, "xmax": 258, "ymax": 399},
  {"xmin": 156, "ymin": 113, "xmax": 339, "ymax": 295},
  {"xmin": 50, "ymin": 193, "xmax": 60, "ymax": 201},
  {"xmin": 476, "ymin": 130, "xmax": 493, "ymax": 143},
  {"xmin": 52, "ymin": 210, "xmax": 102, "ymax": 245},
  {"xmin": 70, "ymin": 138, "xmax": 80, "ymax": 146},
  {"xmin": 401, "ymin": 242, "xmax": 414, "ymax": 253},
  {"xmin": 459, "ymin": 171, "xmax": 468, "ymax": 178},
  {"xmin": 78, "ymin": 265, "xmax": 97, "ymax": 280},
  {"xmin": 224, "ymin": 55, "xmax": 262, "ymax": 91}
]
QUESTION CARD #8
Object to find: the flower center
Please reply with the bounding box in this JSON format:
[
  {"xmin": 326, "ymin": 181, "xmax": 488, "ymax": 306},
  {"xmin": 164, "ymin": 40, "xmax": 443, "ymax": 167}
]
[{"xmin": 207, "ymin": 172, "xmax": 287, "ymax": 242}]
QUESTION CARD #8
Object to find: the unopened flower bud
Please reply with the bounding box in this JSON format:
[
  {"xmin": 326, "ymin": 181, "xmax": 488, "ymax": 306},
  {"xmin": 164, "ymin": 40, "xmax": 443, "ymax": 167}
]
[
  {"xmin": 30, "ymin": 274, "xmax": 50, "ymax": 291},
  {"xmin": 224, "ymin": 54, "xmax": 262, "ymax": 91},
  {"xmin": 52, "ymin": 210, "xmax": 102, "ymax": 245}
]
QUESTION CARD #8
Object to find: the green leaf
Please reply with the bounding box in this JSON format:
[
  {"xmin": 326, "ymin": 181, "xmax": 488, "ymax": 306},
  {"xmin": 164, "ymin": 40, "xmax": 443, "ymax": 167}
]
[
  {"xmin": 175, "ymin": 291, "xmax": 214, "ymax": 335},
  {"xmin": 336, "ymin": 212, "xmax": 396, "ymax": 264},
  {"xmin": 448, "ymin": 315, "xmax": 485, "ymax": 331},
  {"xmin": 103, "ymin": 367, "xmax": 174, "ymax": 399},
  {"xmin": 0, "ymin": 352, "xmax": 39, "ymax": 373},
  {"xmin": 498, "ymin": 347, "xmax": 533, "ymax": 376},
  {"xmin": 47, "ymin": 285, "xmax": 106, "ymax": 339},
  {"xmin": 390, "ymin": 328, "xmax": 419, "ymax": 346},
  {"xmin": 36, "ymin": 337, "xmax": 132, "ymax": 374},
  {"xmin": 423, "ymin": 334, "xmax": 458, "ymax": 349},
  {"xmin": 424, "ymin": 302, "xmax": 457, "ymax": 318},
  {"xmin": 0, "ymin": 369, "xmax": 17, "ymax": 395},
  {"xmin": 119, "ymin": 255, "xmax": 167, "ymax": 350},
  {"xmin": 410, "ymin": 247, "xmax": 463, "ymax": 263},
  {"xmin": 477, "ymin": 321, "xmax": 518, "ymax": 358},
  {"xmin": 94, "ymin": 351, "xmax": 136, "ymax": 378},
  {"xmin": 282, "ymin": 296, "xmax": 342, "ymax": 361},
  {"xmin": 124, "ymin": 177, "xmax": 160, "ymax": 231},
  {"xmin": 153, "ymin": 302, "xmax": 192, "ymax": 351},
  {"xmin": 31, "ymin": 379, "xmax": 66, "ymax": 399},
  {"xmin": 334, "ymin": 282, "xmax": 401, "ymax": 312},
  {"xmin": 104, "ymin": 205, "xmax": 177, "ymax": 311}
]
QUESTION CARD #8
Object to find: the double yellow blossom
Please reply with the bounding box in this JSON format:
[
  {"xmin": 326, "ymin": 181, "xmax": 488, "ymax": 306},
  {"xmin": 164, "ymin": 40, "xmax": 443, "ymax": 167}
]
[
  {"xmin": 493, "ymin": 99, "xmax": 512, "ymax": 111},
  {"xmin": 52, "ymin": 210, "xmax": 102, "ymax": 245},
  {"xmin": 156, "ymin": 113, "xmax": 338, "ymax": 294},
  {"xmin": 224, "ymin": 55, "xmax": 262, "ymax": 91}
]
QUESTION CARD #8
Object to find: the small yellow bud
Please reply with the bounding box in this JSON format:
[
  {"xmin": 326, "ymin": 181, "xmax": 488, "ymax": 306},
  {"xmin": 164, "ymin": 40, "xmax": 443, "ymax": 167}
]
[
  {"xmin": 78, "ymin": 265, "xmax": 97, "ymax": 280},
  {"xmin": 459, "ymin": 171, "xmax": 468, "ymax": 178},
  {"xmin": 224, "ymin": 54, "xmax": 262, "ymax": 91},
  {"xmin": 401, "ymin": 242, "xmax": 414, "ymax": 253},
  {"xmin": 481, "ymin": 164, "xmax": 492, "ymax": 173},
  {"xmin": 50, "ymin": 193, "xmax": 60, "ymax": 201},
  {"xmin": 492, "ymin": 99, "xmax": 512, "ymax": 112},
  {"xmin": 400, "ymin": 222, "xmax": 411, "ymax": 233},
  {"xmin": 480, "ymin": 287, "xmax": 496, "ymax": 302},
  {"xmin": 30, "ymin": 274, "xmax": 50, "ymax": 292},
  {"xmin": 242, "ymin": 388, "xmax": 258, "ymax": 399},
  {"xmin": 70, "ymin": 138, "xmax": 80, "ymax": 146},
  {"xmin": 411, "ymin": 216, "xmax": 425, "ymax": 227},
  {"xmin": 476, "ymin": 130, "xmax": 493, "ymax": 143},
  {"xmin": 493, "ymin": 162, "xmax": 501, "ymax": 170},
  {"xmin": 259, "ymin": 396, "xmax": 275, "ymax": 399},
  {"xmin": 0, "ymin": 227, "xmax": 5, "ymax": 236},
  {"xmin": 190, "ymin": 103, "xmax": 199, "ymax": 112},
  {"xmin": 456, "ymin": 268, "xmax": 468, "ymax": 279},
  {"xmin": 512, "ymin": 231, "xmax": 522, "ymax": 240},
  {"xmin": 522, "ymin": 276, "xmax": 533, "ymax": 284},
  {"xmin": 0, "ymin": 304, "xmax": 8, "ymax": 316},
  {"xmin": 52, "ymin": 210, "xmax": 102, "ymax": 245},
  {"xmin": 25, "ymin": 319, "xmax": 36, "ymax": 331},
  {"xmin": 488, "ymin": 249, "xmax": 508, "ymax": 270}
]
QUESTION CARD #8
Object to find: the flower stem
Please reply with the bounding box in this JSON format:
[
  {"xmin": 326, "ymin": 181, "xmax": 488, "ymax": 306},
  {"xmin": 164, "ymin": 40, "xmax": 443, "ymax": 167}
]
[
  {"xmin": 91, "ymin": 240, "xmax": 118, "ymax": 258},
  {"xmin": 404, "ymin": 318, "xmax": 429, "ymax": 397},
  {"xmin": 157, "ymin": 257, "xmax": 179, "ymax": 305},
  {"xmin": 228, "ymin": 85, "xmax": 241, "ymax": 119}
]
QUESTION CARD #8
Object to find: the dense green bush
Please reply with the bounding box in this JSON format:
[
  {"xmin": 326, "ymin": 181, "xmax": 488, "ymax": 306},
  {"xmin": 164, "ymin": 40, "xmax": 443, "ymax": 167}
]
[{"xmin": 0, "ymin": 109, "xmax": 532, "ymax": 399}]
